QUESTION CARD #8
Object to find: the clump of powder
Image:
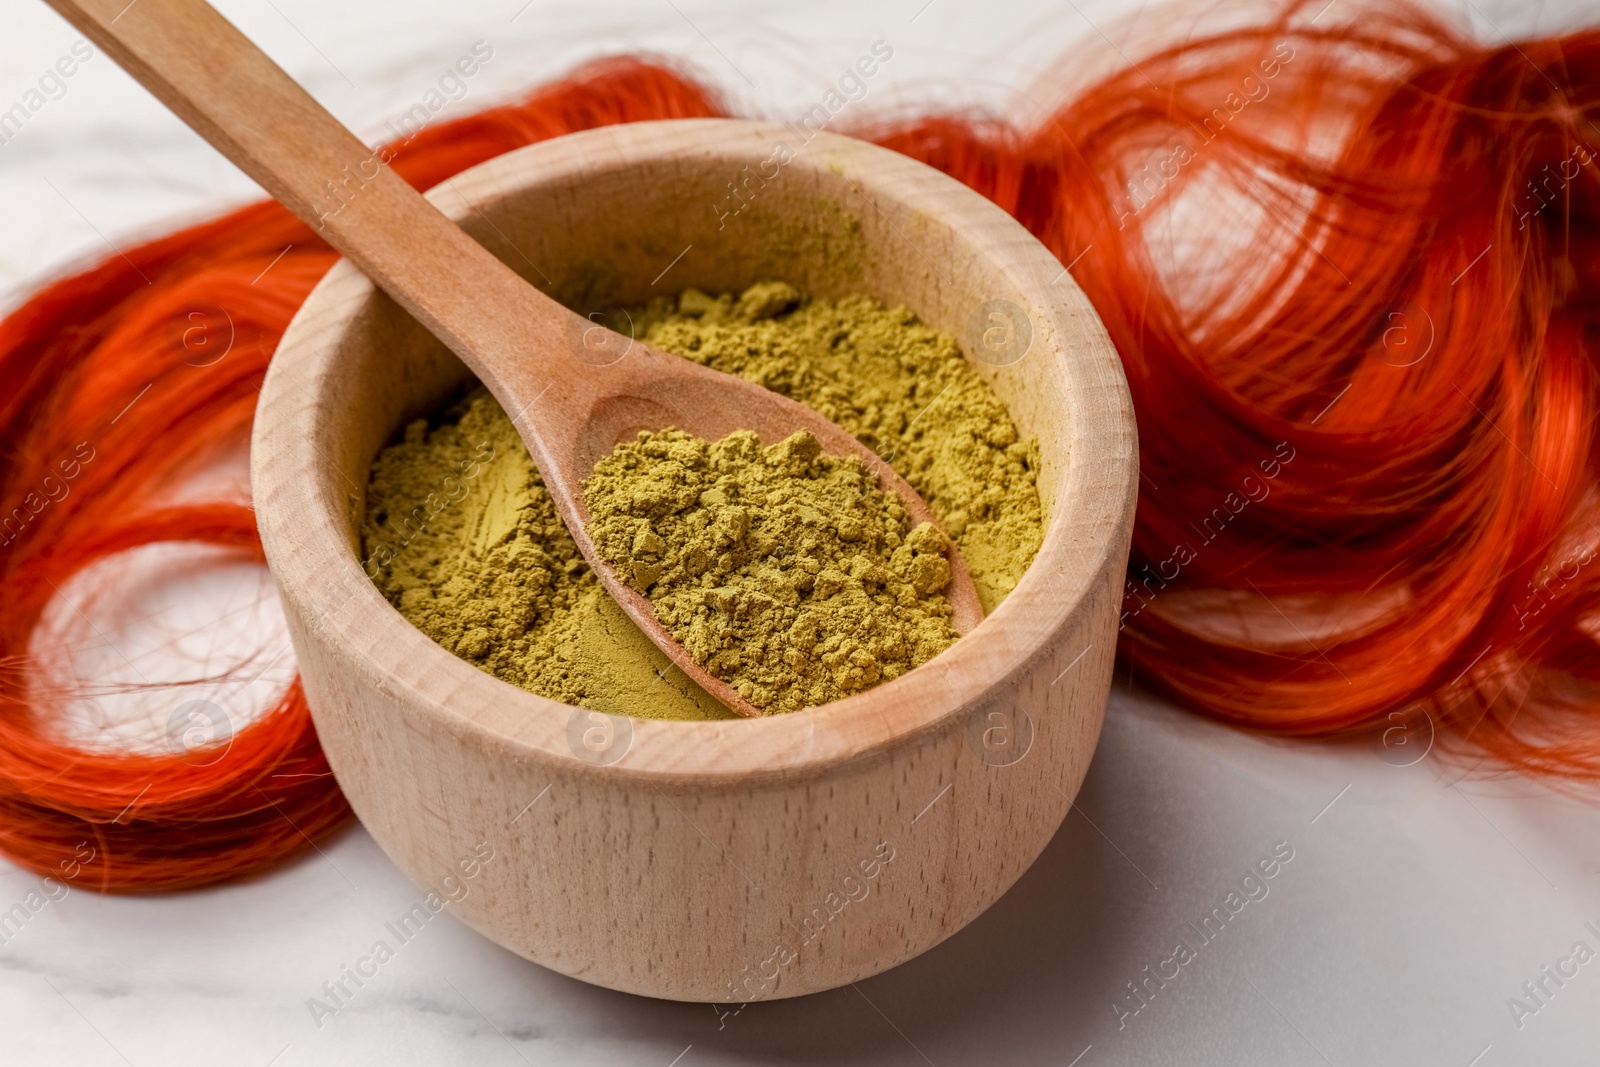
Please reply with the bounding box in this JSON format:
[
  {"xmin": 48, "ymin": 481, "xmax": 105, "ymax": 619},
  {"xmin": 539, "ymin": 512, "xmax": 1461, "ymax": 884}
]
[
  {"xmin": 362, "ymin": 281, "xmax": 1045, "ymax": 721},
  {"xmin": 585, "ymin": 427, "xmax": 960, "ymax": 713},
  {"xmin": 626, "ymin": 281, "xmax": 1043, "ymax": 606}
]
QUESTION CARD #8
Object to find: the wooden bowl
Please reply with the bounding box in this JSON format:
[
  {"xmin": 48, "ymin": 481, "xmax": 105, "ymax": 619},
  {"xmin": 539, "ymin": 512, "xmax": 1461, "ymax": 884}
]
[{"xmin": 253, "ymin": 119, "xmax": 1136, "ymax": 1002}]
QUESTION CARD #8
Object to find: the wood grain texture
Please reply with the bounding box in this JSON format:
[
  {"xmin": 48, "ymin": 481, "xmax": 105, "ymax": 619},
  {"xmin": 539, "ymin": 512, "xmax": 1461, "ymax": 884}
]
[
  {"xmin": 252, "ymin": 119, "xmax": 1137, "ymax": 1001},
  {"xmin": 47, "ymin": 0, "xmax": 981, "ymax": 717}
]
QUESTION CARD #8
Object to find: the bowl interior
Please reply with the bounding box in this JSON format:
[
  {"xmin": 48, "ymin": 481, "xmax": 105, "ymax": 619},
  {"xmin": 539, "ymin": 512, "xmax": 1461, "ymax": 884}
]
[{"xmin": 260, "ymin": 119, "xmax": 1134, "ymax": 777}]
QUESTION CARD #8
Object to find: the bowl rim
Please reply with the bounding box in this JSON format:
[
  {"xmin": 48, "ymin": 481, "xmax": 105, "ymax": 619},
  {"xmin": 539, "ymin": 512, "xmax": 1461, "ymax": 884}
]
[{"xmin": 252, "ymin": 118, "xmax": 1137, "ymax": 783}]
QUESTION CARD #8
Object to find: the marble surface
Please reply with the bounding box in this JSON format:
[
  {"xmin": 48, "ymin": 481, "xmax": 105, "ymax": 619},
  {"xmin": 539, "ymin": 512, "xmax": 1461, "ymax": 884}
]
[{"xmin": 4, "ymin": 1, "xmax": 1600, "ymax": 1064}]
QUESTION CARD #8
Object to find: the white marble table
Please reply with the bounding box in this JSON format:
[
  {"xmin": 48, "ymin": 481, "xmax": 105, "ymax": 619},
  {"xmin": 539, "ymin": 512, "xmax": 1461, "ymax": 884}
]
[{"xmin": 3, "ymin": 2, "xmax": 1598, "ymax": 1064}]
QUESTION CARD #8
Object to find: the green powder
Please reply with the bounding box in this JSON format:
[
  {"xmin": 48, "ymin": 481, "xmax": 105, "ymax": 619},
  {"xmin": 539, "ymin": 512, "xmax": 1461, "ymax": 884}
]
[
  {"xmin": 585, "ymin": 428, "xmax": 960, "ymax": 713},
  {"xmin": 361, "ymin": 282, "xmax": 1045, "ymax": 721}
]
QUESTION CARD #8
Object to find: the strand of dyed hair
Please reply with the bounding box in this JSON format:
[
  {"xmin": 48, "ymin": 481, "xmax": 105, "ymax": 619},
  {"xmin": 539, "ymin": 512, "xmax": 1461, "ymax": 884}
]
[{"xmin": 7, "ymin": 2, "xmax": 1600, "ymax": 890}]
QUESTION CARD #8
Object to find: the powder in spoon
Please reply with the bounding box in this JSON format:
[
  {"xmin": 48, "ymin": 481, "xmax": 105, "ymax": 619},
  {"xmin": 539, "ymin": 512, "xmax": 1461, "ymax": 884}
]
[
  {"xmin": 361, "ymin": 282, "xmax": 1045, "ymax": 721},
  {"xmin": 584, "ymin": 427, "xmax": 960, "ymax": 713}
]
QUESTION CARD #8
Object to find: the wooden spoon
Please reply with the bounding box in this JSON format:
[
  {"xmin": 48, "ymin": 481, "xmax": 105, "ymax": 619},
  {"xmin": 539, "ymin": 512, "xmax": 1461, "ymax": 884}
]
[{"xmin": 51, "ymin": 0, "xmax": 985, "ymax": 718}]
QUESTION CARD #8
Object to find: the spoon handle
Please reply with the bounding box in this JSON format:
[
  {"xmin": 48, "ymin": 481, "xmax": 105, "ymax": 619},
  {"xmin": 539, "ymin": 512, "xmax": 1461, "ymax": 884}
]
[{"xmin": 47, "ymin": 0, "xmax": 570, "ymax": 388}]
